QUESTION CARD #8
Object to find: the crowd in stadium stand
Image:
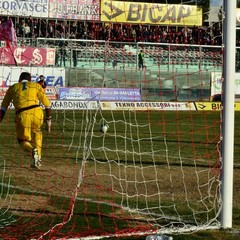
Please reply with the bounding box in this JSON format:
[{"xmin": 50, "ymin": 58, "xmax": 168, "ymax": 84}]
[{"xmin": 3, "ymin": 16, "xmax": 223, "ymax": 46}]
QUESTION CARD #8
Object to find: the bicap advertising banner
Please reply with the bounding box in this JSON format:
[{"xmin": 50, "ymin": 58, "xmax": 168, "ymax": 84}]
[{"xmin": 101, "ymin": 1, "xmax": 202, "ymax": 26}]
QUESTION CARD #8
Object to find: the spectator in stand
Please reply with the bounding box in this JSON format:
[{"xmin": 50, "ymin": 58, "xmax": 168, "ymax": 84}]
[
  {"xmin": 23, "ymin": 22, "xmax": 31, "ymax": 38},
  {"xmin": 131, "ymin": 27, "xmax": 137, "ymax": 42},
  {"xmin": 138, "ymin": 49, "xmax": 144, "ymax": 70},
  {"xmin": 57, "ymin": 41, "xmax": 67, "ymax": 67},
  {"xmin": 9, "ymin": 16, "xmax": 224, "ymax": 46},
  {"xmin": 69, "ymin": 33, "xmax": 78, "ymax": 67},
  {"xmin": 48, "ymin": 21, "xmax": 55, "ymax": 38}
]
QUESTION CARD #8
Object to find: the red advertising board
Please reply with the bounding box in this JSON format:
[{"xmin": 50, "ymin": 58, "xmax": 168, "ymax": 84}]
[{"xmin": 0, "ymin": 47, "xmax": 55, "ymax": 66}]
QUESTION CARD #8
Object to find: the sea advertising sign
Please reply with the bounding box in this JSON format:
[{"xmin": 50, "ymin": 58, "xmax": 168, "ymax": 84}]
[{"xmin": 0, "ymin": 66, "xmax": 65, "ymax": 87}]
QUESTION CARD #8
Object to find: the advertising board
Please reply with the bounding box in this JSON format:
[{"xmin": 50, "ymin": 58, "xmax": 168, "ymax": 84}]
[
  {"xmin": 58, "ymin": 87, "xmax": 142, "ymax": 101},
  {"xmin": 0, "ymin": 47, "xmax": 55, "ymax": 66},
  {"xmin": 0, "ymin": 66, "xmax": 65, "ymax": 87}
]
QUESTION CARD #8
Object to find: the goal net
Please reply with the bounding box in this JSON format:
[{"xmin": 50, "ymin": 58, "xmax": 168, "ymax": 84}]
[{"xmin": 0, "ymin": 0, "xmax": 224, "ymax": 239}]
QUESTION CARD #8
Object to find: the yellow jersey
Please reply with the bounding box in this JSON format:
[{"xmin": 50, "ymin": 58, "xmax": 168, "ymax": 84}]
[{"xmin": 1, "ymin": 81, "xmax": 51, "ymax": 112}]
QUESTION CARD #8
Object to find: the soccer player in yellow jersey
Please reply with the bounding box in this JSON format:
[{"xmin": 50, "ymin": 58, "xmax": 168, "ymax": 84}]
[{"xmin": 0, "ymin": 72, "xmax": 51, "ymax": 169}]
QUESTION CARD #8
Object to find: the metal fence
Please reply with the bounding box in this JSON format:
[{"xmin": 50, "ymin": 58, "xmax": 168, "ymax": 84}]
[
  {"xmin": 15, "ymin": 37, "xmax": 224, "ymax": 71},
  {"xmin": 5, "ymin": 38, "xmax": 229, "ymax": 101}
]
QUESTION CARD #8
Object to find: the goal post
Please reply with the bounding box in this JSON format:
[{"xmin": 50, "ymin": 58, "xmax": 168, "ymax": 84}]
[{"xmin": 220, "ymin": 0, "xmax": 236, "ymax": 229}]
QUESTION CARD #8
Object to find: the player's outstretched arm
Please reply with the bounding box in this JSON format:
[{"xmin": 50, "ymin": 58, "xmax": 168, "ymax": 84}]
[{"xmin": 37, "ymin": 82, "xmax": 52, "ymax": 133}]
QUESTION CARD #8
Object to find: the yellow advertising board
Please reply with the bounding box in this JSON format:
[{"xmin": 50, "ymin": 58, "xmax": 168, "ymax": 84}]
[
  {"xmin": 100, "ymin": 101, "xmax": 195, "ymax": 111},
  {"xmin": 101, "ymin": 0, "xmax": 202, "ymax": 26},
  {"xmin": 237, "ymin": 8, "xmax": 240, "ymax": 26},
  {"xmin": 195, "ymin": 102, "xmax": 240, "ymax": 111}
]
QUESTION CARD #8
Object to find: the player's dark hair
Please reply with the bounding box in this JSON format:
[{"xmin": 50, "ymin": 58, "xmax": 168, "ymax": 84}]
[
  {"xmin": 39, "ymin": 75, "xmax": 45, "ymax": 81},
  {"xmin": 19, "ymin": 72, "xmax": 31, "ymax": 82},
  {"xmin": 37, "ymin": 75, "xmax": 46, "ymax": 89}
]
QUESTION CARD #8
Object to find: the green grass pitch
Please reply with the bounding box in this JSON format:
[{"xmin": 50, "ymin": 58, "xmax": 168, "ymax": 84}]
[{"xmin": 0, "ymin": 109, "xmax": 240, "ymax": 239}]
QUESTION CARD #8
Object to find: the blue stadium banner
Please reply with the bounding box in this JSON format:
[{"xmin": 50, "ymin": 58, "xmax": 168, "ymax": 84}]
[{"xmin": 58, "ymin": 87, "xmax": 142, "ymax": 101}]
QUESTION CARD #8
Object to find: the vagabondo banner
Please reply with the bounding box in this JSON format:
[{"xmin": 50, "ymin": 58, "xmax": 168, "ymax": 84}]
[
  {"xmin": 0, "ymin": 100, "xmax": 98, "ymax": 110},
  {"xmin": 50, "ymin": 100, "xmax": 98, "ymax": 110},
  {"xmin": 101, "ymin": 0, "xmax": 202, "ymax": 26}
]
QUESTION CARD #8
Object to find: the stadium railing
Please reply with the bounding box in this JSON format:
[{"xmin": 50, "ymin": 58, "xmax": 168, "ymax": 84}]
[
  {"xmin": 13, "ymin": 37, "xmax": 224, "ymax": 71},
  {"xmin": 5, "ymin": 38, "xmax": 229, "ymax": 101}
]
